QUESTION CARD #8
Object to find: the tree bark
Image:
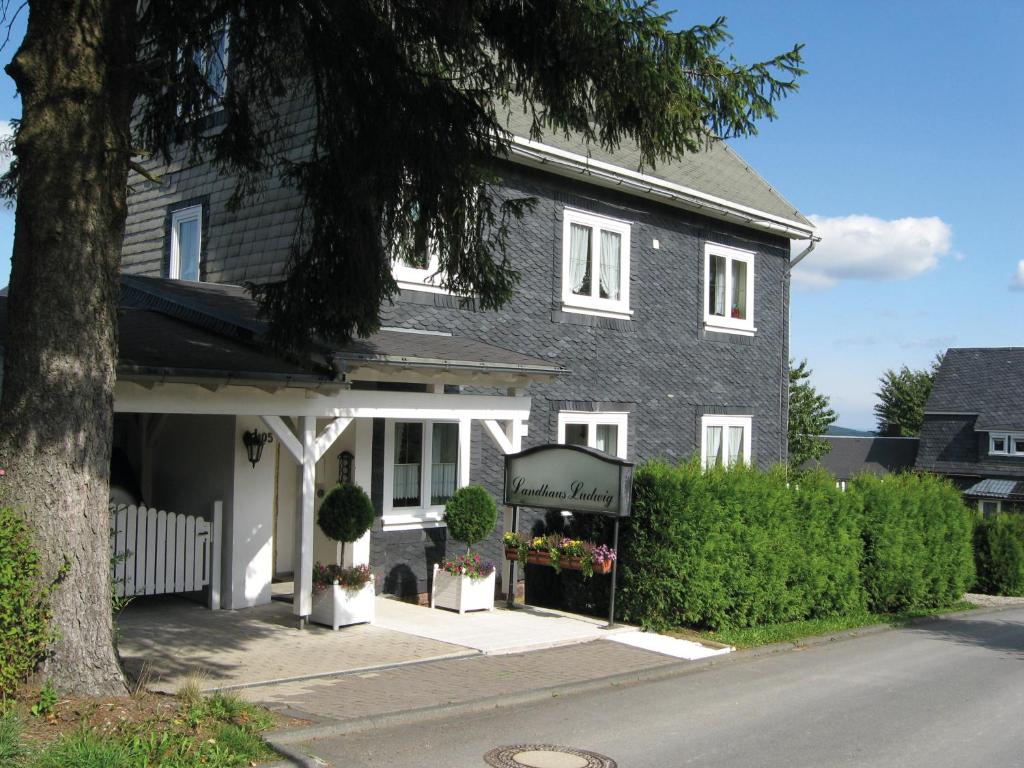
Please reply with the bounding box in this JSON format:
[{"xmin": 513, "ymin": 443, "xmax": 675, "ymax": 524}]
[{"xmin": 0, "ymin": 0, "xmax": 137, "ymax": 695}]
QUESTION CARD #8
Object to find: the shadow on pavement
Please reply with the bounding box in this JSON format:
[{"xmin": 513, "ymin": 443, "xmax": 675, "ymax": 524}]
[{"xmin": 901, "ymin": 614, "xmax": 1024, "ymax": 659}]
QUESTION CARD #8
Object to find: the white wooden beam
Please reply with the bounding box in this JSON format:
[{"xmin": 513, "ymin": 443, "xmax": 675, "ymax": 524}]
[
  {"xmin": 482, "ymin": 419, "xmax": 514, "ymax": 455},
  {"xmin": 312, "ymin": 416, "xmax": 353, "ymax": 463},
  {"xmin": 260, "ymin": 415, "xmax": 302, "ymax": 464}
]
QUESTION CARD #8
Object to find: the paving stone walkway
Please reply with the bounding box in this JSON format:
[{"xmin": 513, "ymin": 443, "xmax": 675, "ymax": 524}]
[{"xmin": 246, "ymin": 639, "xmax": 678, "ymax": 723}]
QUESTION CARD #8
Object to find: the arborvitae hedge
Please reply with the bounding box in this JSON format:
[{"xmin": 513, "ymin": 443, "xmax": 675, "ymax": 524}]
[
  {"xmin": 619, "ymin": 462, "xmax": 973, "ymax": 631},
  {"xmin": 973, "ymin": 514, "xmax": 1024, "ymax": 596}
]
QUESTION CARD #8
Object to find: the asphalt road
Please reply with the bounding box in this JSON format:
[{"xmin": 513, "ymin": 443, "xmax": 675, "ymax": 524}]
[{"xmin": 301, "ymin": 607, "xmax": 1024, "ymax": 767}]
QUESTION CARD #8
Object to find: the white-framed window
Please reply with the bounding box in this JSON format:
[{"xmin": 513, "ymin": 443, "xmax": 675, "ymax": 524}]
[
  {"xmin": 561, "ymin": 208, "xmax": 631, "ymax": 319},
  {"xmin": 392, "ymin": 244, "xmax": 451, "ymax": 295},
  {"xmin": 169, "ymin": 205, "xmax": 202, "ymax": 281},
  {"xmin": 382, "ymin": 419, "xmax": 466, "ymax": 529},
  {"xmin": 557, "ymin": 411, "xmax": 628, "ymax": 459},
  {"xmin": 989, "ymin": 432, "xmax": 1024, "ymax": 456},
  {"xmin": 701, "ymin": 415, "xmax": 752, "ymax": 468},
  {"xmin": 704, "ymin": 242, "xmax": 756, "ymax": 335},
  {"xmin": 979, "ymin": 499, "xmax": 1002, "ymax": 516}
]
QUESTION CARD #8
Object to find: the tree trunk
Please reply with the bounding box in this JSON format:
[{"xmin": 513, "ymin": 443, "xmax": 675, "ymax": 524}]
[{"xmin": 0, "ymin": 0, "xmax": 137, "ymax": 696}]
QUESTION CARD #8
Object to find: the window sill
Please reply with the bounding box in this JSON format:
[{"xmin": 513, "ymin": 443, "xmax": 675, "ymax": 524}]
[
  {"xmin": 395, "ymin": 278, "xmax": 457, "ymax": 297},
  {"xmin": 560, "ymin": 302, "xmax": 633, "ymax": 321},
  {"xmin": 382, "ymin": 507, "xmax": 447, "ymax": 532},
  {"xmin": 703, "ymin": 319, "xmax": 756, "ymax": 337}
]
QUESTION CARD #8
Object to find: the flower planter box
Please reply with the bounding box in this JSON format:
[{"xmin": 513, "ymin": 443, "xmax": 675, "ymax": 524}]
[
  {"xmin": 431, "ymin": 564, "xmax": 495, "ymax": 613},
  {"xmin": 505, "ymin": 549, "xmax": 613, "ymax": 574},
  {"xmin": 309, "ymin": 579, "xmax": 375, "ymax": 630}
]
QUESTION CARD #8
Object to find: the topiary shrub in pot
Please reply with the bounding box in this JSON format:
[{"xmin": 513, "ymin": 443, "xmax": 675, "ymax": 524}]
[
  {"xmin": 310, "ymin": 483, "xmax": 377, "ymax": 629},
  {"xmin": 432, "ymin": 485, "xmax": 498, "ymax": 613}
]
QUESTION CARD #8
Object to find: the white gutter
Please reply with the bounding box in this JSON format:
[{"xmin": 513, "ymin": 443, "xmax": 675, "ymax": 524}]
[
  {"xmin": 789, "ymin": 236, "xmax": 821, "ymax": 269},
  {"xmin": 507, "ymin": 135, "xmax": 817, "ymax": 241}
]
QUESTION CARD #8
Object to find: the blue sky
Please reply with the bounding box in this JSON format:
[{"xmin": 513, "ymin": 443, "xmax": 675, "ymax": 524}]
[{"xmin": 1, "ymin": 3, "xmax": 1021, "ymax": 429}]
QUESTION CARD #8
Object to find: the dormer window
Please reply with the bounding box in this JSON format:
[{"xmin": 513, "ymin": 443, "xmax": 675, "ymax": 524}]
[{"xmin": 989, "ymin": 432, "xmax": 1024, "ymax": 456}]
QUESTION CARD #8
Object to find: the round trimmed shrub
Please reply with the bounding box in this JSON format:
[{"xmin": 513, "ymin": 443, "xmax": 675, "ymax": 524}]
[
  {"xmin": 0, "ymin": 507, "xmax": 54, "ymax": 697},
  {"xmin": 443, "ymin": 485, "xmax": 498, "ymax": 553},
  {"xmin": 317, "ymin": 483, "xmax": 375, "ymax": 544}
]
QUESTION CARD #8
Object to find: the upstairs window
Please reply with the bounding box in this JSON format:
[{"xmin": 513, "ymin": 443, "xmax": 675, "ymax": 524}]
[
  {"xmin": 701, "ymin": 415, "xmax": 752, "ymax": 468},
  {"xmin": 169, "ymin": 205, "xmax": 202, "ymax": 281},
  {"xmin": 989, "ymin": 432, "xmax": 1024, "ymax": 456},
  {"xmin": 558, "ymin": 411, "xmax": 628, "ymax": 459},
  {"xmin": 392, "ymin": 242, "xmax": 447, "ymax": 294},
  {"xmin": 194, "ymin": 24, "xmax": 228, "ymax": 104},
  {"xmin": 704, "ymin": 243, "xmax": 755, "ymax": 335},
  {"xmin": 561, "ymin": 209, "xmax": 631, "ymax": 319}
]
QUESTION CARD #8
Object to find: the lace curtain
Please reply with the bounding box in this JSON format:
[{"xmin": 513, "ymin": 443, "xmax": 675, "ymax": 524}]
[
  {"xmin": 569, "ymin": 223, "xmax": 591, "ymax": 295},
  {"xmin": 599, "ymin": 231, "xmax": 621, "ymax": 300}
]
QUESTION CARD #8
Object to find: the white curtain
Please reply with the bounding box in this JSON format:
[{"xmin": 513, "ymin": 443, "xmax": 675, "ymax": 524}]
[
  {"xmin": 599, "ymin": 231, "xmax": 621, "ymax": 300},
  {"xmin": 709, "ymin": 255, "xmax": 726, "ymax": 316},
  {"xmin": 431, "ymin": 424, "xmax": 459, "ymax": 504},
  {"xmin": 393, "ymin": 464, "xmax": 421, "ymax": 506},
  {"xmin": 706, "ymin": 426, "xmax": 723, "ymax": 467},
  {"xmin": 176, "ymin": 219, "xmax": 200, "ymax": 281},
  {"xmin": 569, "ymin": 223, "xmax": 591, "ymax": 295},
  {"xmin": 728, "ymin": 426, "xmax": 744, "ymax": 465},
  {"xmin": 731, "ymin": 260, "xmax": 747, "ymax": 319},
  {"xmin": 596, "ymin": 424, "xmax": 618, "ymax": 456}
]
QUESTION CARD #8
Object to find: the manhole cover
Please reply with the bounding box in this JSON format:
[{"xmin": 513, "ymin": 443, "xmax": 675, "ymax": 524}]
[{"xmin": 483, "ymin": 744, "xmax": 617, "ymax": 768}]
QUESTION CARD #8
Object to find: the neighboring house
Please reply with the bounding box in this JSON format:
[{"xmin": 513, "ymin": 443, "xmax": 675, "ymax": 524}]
[
  {"xmin": 915, "ymin": 348, "xmax": 1024, "ymax": 514},
  {"xmin": 804, "ymin": 436, "xmax": 919, "ymax": 486},
  {"xmin": 2, "ymin": 91, "xmax": 815, "ymax": 618}
]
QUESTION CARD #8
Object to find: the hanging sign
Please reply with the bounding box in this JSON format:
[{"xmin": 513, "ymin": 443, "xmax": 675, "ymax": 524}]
[{"xmin": 503, "ymin": 444, "xmax": 634, "ymax": 517}]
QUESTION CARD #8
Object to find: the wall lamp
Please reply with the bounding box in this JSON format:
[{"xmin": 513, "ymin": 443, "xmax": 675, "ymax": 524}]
[{"xmin": 242, "ymin": 429, "xmax": 274, "ymax": 468}]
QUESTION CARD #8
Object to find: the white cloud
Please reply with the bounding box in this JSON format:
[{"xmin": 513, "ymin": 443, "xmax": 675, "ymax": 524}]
[
  {"xmin": 1011, "ymin": 259, "xmax": 1024, "ymax": 291},
  {"xmin": 793, "ymin": 214, "xmax": 953, "ymax": 290},
  {"xmin": 0, "ymin": 123, "xmax": 12, "ymax": 178}
]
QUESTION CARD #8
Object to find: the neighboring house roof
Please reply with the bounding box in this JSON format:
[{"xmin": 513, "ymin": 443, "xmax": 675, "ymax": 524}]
[
  {"xmin": 803, "ymin": 436, "xmax": 920, "ymax": 480},
  {"xmin": 0, "ymin": 277, "xmax": 567, "ymax": 388},
  {"xmin": 963, "ymin": 478, "xmax": 1024, "ymax": 500},
  {"xmin": 502, "ymin": 109, "xmax": 814, "ymax": 239},
  {"xmin": 924, "ymin": 347, "xmax": 1024, "ymax": 431}
]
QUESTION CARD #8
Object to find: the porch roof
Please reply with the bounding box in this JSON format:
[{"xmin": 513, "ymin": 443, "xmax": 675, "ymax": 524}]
[{"xmin": 0, "ymin": 277, "xmax": 567, "ymax": 387}]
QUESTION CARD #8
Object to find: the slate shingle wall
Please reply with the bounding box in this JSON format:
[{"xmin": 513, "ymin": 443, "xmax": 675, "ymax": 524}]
[
  {"xmin": 122, "ymin": 147, "xmax": 793, "ymax": 599},
  {"xmin": 916, "ymin": 414, "xmax": 1024, "ymax": 480}
]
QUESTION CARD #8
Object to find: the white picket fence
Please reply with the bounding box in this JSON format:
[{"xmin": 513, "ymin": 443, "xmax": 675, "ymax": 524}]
[{"xmin": 110, "ymin": 501, "xmax": 222, "ymax": 610}]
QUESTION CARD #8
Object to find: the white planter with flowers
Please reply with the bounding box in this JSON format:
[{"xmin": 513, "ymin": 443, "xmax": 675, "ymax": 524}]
[
  {"xmin": 310, "ymin": 577, "xmax": 376, "ymax": 629},
  {"xmin": 431, "ymin": 563, "xmax": 495, "ymax": 614},
  {"xmin": 432, "ymin": 485, "xmax": 501, "ymax": 614}
]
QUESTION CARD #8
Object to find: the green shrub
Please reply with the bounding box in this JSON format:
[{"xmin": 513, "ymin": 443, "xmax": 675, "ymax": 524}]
[
  {"xmin": 317, "ymin": 483, "xmax": 376, "ymax": 564},
  {"xmin": 443, "ymin": 485, "xmax": 497, "ymax": 554},
  {"xmin": 854, "ymin": 473, "xmax": 974, "ymax": 612},
  {"xmin": 619, "ymin": 461, "xmax": 865, "ymax": 631},
  {"xmin": 0, "ymin": 507, "xmax": 54, "ymax": 698},
  {"xmin": 973, "ymin": 514, "xmax": 1024, "ymax": 596}
]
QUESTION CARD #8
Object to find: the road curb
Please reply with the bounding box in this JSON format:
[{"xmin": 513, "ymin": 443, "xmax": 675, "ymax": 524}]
[{"xmin": 263, "ymin": 602, "xmax": 1018, "ymax": 747}]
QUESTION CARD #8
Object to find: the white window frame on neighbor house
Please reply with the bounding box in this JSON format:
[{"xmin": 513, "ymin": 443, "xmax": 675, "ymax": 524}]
[
  {"xmin": 703, "ymin": 242, "xmax": 756, "ymax": 335},
  {"xmin": 557, "ymin": 411, "xmax": 629, "ymax": 459},
  {"xmin": 989, "ymin": 431, "xmax": 1024, "ymax": 456},
  {"xmin": 561, "ymin": 208, "xmax": 632, "ymax": 319},
  {"xmin": 169, "ymin": 205, "xmax": 203, "ymax": 281},
  {"xmin": 382, "ymin": 419, "xmax": 469, "ymax": 530},
  {"xmin": 978, "ymin": 499, "xmax": 1003, "ymax": 516},
  {"xmin": 701, "ymin": 414, "xmax": 752, "ymax": 469}
]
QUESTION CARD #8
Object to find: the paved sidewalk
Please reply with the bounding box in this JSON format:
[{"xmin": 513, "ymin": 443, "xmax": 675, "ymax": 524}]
[{"xmin": 251, "ymin": 638, "xmax": 682, "ymax": 726}]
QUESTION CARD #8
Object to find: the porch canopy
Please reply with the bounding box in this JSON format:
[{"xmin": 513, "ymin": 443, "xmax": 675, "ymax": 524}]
[{"xmin": 1, "ymin": 277, "xmax": 566, "ymax": 619}]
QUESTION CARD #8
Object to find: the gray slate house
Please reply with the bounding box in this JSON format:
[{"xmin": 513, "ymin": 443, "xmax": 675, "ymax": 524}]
[
  {"xmin": 94, "ymin": 101, "xmax": 816, "ymax": 616},
  {"xmin": 804, "ymin": 436, "xmax": 919, "ymax": 485},
  {"xmin": 916, "ymin": 348, "xmax": 1024, "ymax": 514}
]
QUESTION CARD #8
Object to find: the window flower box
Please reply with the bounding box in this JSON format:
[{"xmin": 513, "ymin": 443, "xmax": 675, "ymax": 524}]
[
  {"xmin": 503, "ymin": 533, "xmax": 616, "ymax": 577},
  {"xmin": 309, "ymin": 578, "xmax": 375, "ymax": 630},
  {"xmin": 431, "ymin": 563, "xmax": 495, "ymax": 614}
]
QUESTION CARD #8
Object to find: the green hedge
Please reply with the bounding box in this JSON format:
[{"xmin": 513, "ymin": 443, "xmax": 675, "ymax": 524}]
[
  {"xmin": 973, "ymin": 514, "xmax": 1024, "ymax": 596},
  {"xmin": 0, "ymin": 507, "xmax": 54, "ymax": 697},
  {"xmin": 619, "ymin": 461, "xmax": 973, "ymax": 631}
]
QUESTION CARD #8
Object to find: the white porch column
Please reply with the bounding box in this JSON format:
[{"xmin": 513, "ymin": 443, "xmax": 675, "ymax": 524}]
[
  {"xmin": 347, "ymin": 418, "xmax": 373, "ymax": 568},
  {"xmin": 296, "ymin": 416, "xmax": 316, "ymax": 618},
  {"xmin": 458, "ymin": 417, "xmax": 472, "ymax": 489}
]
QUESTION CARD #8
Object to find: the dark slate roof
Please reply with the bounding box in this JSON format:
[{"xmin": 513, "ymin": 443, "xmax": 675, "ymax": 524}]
[
  {"xmin": 803, "ymin": 436, "xmax": 920, "ymax": 480},
  {"xmin": 925, "ymin": 347, "xmax": 1024, "ymax": 431},
  {"xmin": 502, "ymin": 109, "xmax": 812, "ymax": 231},
  {"xmin": 963, "ymin": 478, "xmax": 1024, "ymax": 500}
]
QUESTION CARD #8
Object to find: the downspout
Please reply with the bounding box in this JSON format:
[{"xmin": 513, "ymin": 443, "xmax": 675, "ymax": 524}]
[{"xmin": 781, "ymin": 235, "xmax": 822, "ymax": 466}]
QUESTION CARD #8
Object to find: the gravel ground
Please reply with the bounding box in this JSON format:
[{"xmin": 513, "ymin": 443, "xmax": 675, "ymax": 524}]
[{"xmin": 964, "ymin": 592, "xmax": 1024, "ymax": 608}]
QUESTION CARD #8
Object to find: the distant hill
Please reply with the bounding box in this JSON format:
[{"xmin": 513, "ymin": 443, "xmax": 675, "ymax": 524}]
[{"xmin": 827, "ymin": 426, "xmax": 877, "ymax": 437}]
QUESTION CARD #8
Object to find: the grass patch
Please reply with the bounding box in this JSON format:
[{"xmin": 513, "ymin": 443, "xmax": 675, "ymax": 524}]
[
  {"xmin": 685, "ymin": 602, "xmax": 976, "ymax": 649},
  {"xmin": 2, "ymin": 688, "xmax": 280, "ymax": 767}
]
